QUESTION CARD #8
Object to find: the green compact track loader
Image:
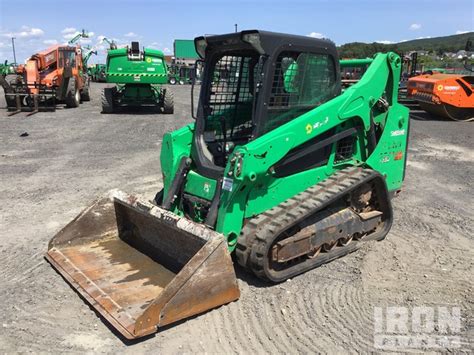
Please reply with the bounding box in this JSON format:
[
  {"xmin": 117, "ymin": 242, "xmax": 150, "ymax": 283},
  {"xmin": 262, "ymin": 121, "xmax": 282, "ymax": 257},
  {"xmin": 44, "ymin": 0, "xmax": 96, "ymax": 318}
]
[
  {"xmin": 47, "ymin": 30, "xmax": 409, "ymax": 339},
  {"xmin": 101, "ymin": 41, "xmax": 173, "ymax": 113}
]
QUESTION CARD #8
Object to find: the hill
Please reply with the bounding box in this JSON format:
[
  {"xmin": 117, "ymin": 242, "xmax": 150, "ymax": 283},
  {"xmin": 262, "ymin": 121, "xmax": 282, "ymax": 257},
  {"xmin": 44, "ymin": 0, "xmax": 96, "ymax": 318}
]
[{"xmin": 338, "ymin": 32, "xmax": 473, "ymax": 58}]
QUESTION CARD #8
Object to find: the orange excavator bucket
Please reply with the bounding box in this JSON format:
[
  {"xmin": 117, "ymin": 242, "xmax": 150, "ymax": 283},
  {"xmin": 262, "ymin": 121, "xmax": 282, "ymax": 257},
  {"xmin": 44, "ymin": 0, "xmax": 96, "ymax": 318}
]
[{"xmin": 46, "ymin": 191, "xmax": 240, "ymax": 339}]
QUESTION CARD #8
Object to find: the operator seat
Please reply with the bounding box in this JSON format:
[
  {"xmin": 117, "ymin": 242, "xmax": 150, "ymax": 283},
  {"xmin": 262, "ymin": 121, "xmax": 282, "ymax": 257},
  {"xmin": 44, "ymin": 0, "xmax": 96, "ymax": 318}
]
[{"xmin": 129, "ymin": 41, "xmax": 142, "ymax": 61}]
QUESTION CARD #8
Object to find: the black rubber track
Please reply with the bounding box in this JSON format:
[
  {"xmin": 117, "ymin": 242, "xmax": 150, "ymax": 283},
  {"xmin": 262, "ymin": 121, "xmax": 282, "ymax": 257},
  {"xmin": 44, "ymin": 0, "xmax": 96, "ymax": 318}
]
[
  {"xmin": 101, "ymin": 87, "xmax": 116, "ymax": 113},
  {"xmin": 235, "ymin": 166, "xmax": 393, "ymax": 282}
]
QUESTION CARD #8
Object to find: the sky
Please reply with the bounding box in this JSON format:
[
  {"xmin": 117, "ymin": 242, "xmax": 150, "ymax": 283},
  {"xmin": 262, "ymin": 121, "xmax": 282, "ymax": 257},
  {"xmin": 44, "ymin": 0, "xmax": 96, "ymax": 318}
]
[{"xmin": 0, "ymin": 0, "xmax": 473, "ymax": 64}]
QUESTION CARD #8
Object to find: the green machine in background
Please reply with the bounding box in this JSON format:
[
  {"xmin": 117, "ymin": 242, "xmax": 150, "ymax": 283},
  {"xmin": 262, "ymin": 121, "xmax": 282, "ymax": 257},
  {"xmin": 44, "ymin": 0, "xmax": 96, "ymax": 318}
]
[
  {"xmin": 168, "ymin": 39, "xmax": 200, "ymax": 85},
  {"xmin": 101, "ymin": 41, "xmax": 174, "ymax": 113},
  {"xmin": 89, "ymin": 64, "xmax": 106, "ymax": 82},
  {"xmin": 168, "ymin": 64, "xmax": 194, "ymax": 85},
  {"xmin": 0, "ymin": 60, "xmax": 16, "ymax": 76}
]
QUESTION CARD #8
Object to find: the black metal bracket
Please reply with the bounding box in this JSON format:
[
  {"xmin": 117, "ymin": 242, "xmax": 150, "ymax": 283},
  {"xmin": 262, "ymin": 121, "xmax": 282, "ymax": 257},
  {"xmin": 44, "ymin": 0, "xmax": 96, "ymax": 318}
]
[
  {"xmin": 162, "ymin": 157, "xmax": 192, "ymax": 210},
  {"xmin": 204, "ymin": 178, "xmax": 223, "ymax": 229}
]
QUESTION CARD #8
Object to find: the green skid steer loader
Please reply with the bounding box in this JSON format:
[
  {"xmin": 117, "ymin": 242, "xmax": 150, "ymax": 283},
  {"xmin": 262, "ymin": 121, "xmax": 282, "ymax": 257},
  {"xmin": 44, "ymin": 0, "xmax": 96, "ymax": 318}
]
[
  {"xmin": 47, "ymin": 30, "xmax": 409, "ymax": 339},
  {"xmin": 101, "ymin": 41, "xmax": 174, "ymax": 113}
]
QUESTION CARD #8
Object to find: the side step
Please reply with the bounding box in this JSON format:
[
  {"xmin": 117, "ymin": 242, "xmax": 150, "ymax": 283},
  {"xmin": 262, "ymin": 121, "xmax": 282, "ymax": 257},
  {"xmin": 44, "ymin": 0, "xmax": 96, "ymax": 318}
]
[{"xmin": 46, "ymin": 191, "xmax": 240, "ymax": 339}]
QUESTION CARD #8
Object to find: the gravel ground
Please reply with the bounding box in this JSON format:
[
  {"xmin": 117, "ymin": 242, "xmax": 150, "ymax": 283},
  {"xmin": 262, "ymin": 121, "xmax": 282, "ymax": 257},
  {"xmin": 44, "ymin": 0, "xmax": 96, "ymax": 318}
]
[{"xmin": 0, "ymin": 83, "xmax": 472, "ymax": 353}]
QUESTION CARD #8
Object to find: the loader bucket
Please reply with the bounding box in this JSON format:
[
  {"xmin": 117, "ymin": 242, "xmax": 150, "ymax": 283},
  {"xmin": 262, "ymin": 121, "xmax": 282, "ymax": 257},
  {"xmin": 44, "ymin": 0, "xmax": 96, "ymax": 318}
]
[{"xmin": 46, "ymin": 190, "xmax": 240, "ymax": 339}]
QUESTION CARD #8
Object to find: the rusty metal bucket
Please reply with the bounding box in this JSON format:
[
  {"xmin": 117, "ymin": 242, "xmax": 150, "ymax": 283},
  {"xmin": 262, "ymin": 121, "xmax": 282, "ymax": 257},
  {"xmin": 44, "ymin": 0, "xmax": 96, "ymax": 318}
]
[{"xmin": 46, "ymin": 190, "xmax": 240, "ymax": 339}]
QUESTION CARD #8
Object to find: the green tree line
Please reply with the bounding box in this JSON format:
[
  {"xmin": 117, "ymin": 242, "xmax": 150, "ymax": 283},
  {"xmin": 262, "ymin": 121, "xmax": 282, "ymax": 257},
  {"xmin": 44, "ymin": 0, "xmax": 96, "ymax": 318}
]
[{"xmin": 338, "ymin": 32, "xmax": 473, "ymax": 59}]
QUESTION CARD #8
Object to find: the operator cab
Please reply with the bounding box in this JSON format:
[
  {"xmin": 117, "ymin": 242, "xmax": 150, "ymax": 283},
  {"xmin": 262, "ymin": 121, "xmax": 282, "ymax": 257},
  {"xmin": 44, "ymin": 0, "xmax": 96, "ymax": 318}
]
[
  {"xmin": 128, "ymin": 41, "xmax": 143, "ymax": 61},
  {"xmin": 58, "ymin": 47, "xmax": 77, "ymax": 69},
  {"xmin": 192, "ymin": 30, "xmax": 341, "ymax": 178}
]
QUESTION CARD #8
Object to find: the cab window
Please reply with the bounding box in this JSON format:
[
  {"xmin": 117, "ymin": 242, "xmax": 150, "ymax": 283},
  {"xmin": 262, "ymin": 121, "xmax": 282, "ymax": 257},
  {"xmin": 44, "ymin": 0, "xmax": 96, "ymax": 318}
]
[{"xmin": 265, "ymin": 52, "xmax": 337, "ymax": 133}]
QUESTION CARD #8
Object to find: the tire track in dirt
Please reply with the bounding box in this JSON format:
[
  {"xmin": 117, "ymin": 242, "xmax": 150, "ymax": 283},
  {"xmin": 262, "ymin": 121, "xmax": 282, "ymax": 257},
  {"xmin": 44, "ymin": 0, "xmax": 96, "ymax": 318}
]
[
  {"xmin": 302, "ymin": 280, "xmax": 375, "ymax": 350},
  {"xmin": 244, "ymin": 298, "xmax": 292, "ymax": 353},
  {"xmin": 241, "ymin": 292, "xmax": 282, "ymax": 353},
  {"xmin": 201, "ymin": 306, "xmax": 234, "ymax": 353},
  {"xmin": 227, "ymin": 285, "xmax": 300, "ymax": 354},
  {"xmin": 0, "ymin": 247, "xmax": 45, "ymax": 284},
  {"xmin": 359, "ymin": 228, "xmax": 474, "ymax": 352},
  {"xmin": 228, "ymin": 294, "xmax": 262, "ymax": 353},
  {"xmin": 292, "ymin": 285, "xmax": 333, "ymax": 351},
  {"xmin": 282, "ymin": 291, "xmax": 325, "ymax": 353},
  {"xmin": 260, "ymin": 299, "xmax": 300, "ymax": 353},
  {"xmin": 283, "ymin": 278, "xmax": 352, "ymax": 353},
  {"xmin": 216, "ymin": 270, "xmax": 380, "ymax": 353},
  {"xmin": 265, "ymin": 295, "xmax": 316, "ymax": 353},
  {"xmin": 217, "ymin": 302, "xmax": 250, "ymax": 353},
  {"xmin": 234, "ymin": 295, "xmax": 263, "ymax": 352},
  {"xmin": 211, "ymin": 252, "xmax": 383, "ymax": 353},
  {"xmin": 326, "ymin": 281, "xmax": 373, "ymax": 333},
  {"xmin": 331, "ymin": 283, "xmax": 375, "ymax": 349},
  {"xmin": 196, "ymin": 308, "xmax": 222, "ymax": 352}
]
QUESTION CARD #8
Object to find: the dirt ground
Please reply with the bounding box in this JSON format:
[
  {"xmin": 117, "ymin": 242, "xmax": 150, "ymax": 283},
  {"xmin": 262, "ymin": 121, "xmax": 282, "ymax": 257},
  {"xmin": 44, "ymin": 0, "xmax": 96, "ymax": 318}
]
[{"xmin": 0, "ymin": 83, "xmax": 472, "ymax": 353}]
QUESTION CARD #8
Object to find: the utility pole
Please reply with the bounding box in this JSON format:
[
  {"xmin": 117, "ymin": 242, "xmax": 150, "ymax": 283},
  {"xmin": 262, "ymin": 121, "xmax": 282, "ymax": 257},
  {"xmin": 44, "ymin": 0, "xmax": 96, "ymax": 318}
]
[
  {"xmin": 11, "ymin": 37, "xmax": 17, "ymax": 63},
  {"xmin": 234, "ymin": 24, "xmax": 238, "ymax": 33}
]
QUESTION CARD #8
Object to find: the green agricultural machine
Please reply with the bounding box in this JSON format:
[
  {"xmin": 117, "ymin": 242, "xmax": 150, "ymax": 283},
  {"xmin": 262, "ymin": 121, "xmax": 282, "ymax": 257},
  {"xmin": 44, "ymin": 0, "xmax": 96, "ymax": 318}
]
[
  {"xmin": 101, "ymin": 41, "xmax": 173, "ymax": 113},
  {"xmin": 88, "ymin": 64, "xmax": 106, "ymax": 82},
  {"xmin": 47, "ymin": 30, "xmax": 409, "ymax": 339}
]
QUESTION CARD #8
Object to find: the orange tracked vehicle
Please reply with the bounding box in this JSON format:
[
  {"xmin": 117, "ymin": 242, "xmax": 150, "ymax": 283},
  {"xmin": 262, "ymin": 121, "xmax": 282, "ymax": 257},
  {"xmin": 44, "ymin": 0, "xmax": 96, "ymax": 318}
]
[{"xmin": 407, "ymin": 73, "xmax": 474, "ymax": 121}]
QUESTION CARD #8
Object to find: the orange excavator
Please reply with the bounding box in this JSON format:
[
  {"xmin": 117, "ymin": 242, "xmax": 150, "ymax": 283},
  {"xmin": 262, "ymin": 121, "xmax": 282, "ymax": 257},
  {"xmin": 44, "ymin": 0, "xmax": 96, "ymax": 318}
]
[{"xmin": 1, "ymin": 30, "xmax": 92, "ymax": 115}]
